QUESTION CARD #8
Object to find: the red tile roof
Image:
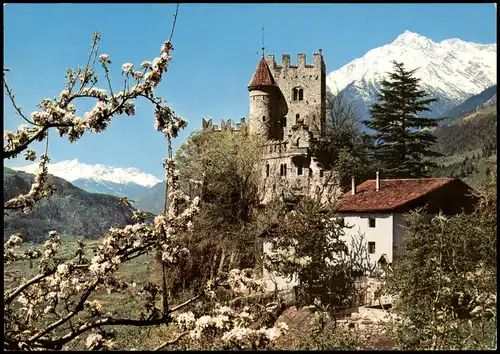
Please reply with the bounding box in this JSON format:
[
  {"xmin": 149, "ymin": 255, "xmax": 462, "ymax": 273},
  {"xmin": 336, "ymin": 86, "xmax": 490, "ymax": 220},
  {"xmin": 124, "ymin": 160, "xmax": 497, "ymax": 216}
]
[
  {"xmin": 336, "ymin": 178, "xmax": 460, "ymax": 213},
  {"xmin": 248, "ymin": 57, "xmax": 276, "ymax": 89}
]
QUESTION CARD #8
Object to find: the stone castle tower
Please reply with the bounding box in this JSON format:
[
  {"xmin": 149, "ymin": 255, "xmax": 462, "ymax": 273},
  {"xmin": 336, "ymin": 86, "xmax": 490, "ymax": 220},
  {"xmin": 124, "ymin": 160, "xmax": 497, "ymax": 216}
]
[
  {"xmin": 202, "ymin": 50, "xmax": 339, "ymax": 204},
  {"xmin": 247, "ymin": 50, "xmax": 338, "ymax": 203}
]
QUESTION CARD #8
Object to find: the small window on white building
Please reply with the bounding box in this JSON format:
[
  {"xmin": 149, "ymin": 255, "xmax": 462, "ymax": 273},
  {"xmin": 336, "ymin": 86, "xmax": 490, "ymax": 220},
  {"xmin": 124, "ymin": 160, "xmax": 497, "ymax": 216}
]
[
  {"xmin": 368, "ymin": 242, "xmax": 376, "ymax": 254},
  {"xmin": 369, "ymin": 218, "xmax": 376, "ymax": 228}
]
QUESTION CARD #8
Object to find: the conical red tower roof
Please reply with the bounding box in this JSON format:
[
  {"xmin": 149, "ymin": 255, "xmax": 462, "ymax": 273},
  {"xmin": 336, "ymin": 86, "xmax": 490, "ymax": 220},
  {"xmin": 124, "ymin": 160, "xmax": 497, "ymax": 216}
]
[{"xmin": 248, "ymin": 57, "xmax": 276, "ymax": 89}]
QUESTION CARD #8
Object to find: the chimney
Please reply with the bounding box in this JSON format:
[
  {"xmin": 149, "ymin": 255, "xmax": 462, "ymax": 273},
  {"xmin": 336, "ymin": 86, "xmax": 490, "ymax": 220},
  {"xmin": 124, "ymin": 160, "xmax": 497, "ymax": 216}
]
[
  {"xmin": 376, "ymin": 171, "xmax": 380, "ymax": 191},
  {"xmin": 351, "ymin": 176, "xmax": 356, "ymax": 195}
]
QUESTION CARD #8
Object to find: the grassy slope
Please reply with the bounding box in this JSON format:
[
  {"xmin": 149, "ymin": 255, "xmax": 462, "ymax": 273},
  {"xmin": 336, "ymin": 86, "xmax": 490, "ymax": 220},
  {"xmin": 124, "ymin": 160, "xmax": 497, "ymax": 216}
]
[{"xmin": 431, "ymin": 105, "xmax": 497, "ymax": 189}]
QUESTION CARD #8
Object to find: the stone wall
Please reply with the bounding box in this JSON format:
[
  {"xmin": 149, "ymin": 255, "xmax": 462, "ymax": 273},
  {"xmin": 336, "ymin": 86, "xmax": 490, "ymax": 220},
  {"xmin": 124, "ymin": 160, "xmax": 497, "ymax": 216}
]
[{"xmin": 265, "ymin": 51, "xmax": 326, "ymax": 137}]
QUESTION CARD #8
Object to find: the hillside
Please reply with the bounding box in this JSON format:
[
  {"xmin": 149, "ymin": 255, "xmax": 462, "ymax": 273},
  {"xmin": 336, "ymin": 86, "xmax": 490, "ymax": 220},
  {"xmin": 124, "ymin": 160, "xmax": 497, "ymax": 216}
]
[
  {"xmin": 3, "ymin": 167, "xmax": 137, "ymax": 243},
  {"xmin": 431, "ymin": 105, "xmax": 497, "ymax": 188},
  {"xmin": 440, "ymin": 84, "xmax": 497, "ymax": 125}
]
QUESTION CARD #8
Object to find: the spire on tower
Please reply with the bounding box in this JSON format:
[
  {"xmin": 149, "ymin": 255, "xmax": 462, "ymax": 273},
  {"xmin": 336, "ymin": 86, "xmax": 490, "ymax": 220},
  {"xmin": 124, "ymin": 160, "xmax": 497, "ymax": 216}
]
[{"xmin": 261, "ymin": 27, "xmax": 265, "ymax": 58}]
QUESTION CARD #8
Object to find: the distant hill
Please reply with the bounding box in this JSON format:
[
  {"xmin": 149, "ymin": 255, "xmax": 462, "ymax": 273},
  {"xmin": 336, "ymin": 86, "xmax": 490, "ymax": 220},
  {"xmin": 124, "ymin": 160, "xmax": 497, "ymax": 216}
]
[
  {"xmin": 431, "ymin": 104, "xmax": 497, "ymax": 188},
  {"xmin": 440, "ymin": 85, "xmax": 497, "ymax": 125},
  {"xmin": 133, "ymin": 181, "xmax": 166, "ymax": 215},
  {"xmin": 3, "ymin": 167, "xmax": 137, "ymax": 243}
]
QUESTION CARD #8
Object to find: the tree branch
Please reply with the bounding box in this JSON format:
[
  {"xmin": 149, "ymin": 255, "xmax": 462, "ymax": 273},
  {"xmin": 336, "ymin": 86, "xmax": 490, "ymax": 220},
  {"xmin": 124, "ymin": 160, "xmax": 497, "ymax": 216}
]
[{"xmin": 153, "ymin": 331, "xmax": 189, "ymax": 351}]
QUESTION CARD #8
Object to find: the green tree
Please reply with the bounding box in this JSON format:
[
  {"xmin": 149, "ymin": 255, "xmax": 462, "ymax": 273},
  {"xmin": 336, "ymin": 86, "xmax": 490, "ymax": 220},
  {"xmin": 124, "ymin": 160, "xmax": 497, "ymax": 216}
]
[
  {"xmin": 169, "ymin": 129, "xmax": 265, "ymax": 296},
  {"xmin": 382, "ymin": 172, "xmax": 496, "ymax": 349},
  {"xmin": 364, "ymin": 61, "xmax": 443, "ymax": 178},
  {"xmin": 312, "ymin": 91, "xmax": 377, "ymax": 192},
  {"xmin": 265, "ymin": 197, "xmax": 355, "ymax": 309}
]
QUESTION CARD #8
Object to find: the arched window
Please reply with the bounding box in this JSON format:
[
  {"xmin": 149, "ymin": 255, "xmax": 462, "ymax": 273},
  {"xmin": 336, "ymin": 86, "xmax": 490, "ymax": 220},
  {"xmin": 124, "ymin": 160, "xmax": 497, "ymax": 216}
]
[
  {"xmin": 298, "ymin": 88, "xmax": 304, "ymax": 101},
  {"xmin": 292, "ymin": 88, "xmax": 298, "ymax": 101}
]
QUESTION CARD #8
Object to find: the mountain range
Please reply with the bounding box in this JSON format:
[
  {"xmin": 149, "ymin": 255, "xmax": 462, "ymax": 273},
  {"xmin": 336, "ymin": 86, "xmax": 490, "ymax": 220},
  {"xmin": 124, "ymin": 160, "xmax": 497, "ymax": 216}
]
[
  {"xmin": 326, "ymin": 30, "xmax": 497, "ymax": 121},
  {"xmin": 12, "ymin": 159, "xmax": 162, "ymax": 201}
]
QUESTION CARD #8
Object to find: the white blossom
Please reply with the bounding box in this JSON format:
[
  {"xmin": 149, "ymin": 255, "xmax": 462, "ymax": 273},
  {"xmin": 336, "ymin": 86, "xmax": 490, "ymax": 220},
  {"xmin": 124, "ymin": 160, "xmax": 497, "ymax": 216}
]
[
  {"xmin": 121, "ymin": 63, "xmax": 134, "ymax": 74},
  {"xmin": 99, "ymin": 53, "xmax": 109, "ymax": 63},
  {"xmin": 133, "ymin": 71, "xmax": 143, "ymax": 80}
]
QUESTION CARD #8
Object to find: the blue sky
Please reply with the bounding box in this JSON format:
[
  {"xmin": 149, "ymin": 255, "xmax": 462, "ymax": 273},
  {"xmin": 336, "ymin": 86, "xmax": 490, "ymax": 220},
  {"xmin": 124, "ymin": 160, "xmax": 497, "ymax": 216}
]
[{"xmin": 3, "ymin": 3, "xmax": 497, "ymax": 180}]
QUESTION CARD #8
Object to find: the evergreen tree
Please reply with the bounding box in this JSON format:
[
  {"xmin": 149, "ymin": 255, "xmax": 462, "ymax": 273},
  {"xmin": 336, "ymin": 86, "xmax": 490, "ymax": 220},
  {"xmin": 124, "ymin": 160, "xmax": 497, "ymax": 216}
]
[{"xmin": 364, "ymin": 61, "xmax": 443, "ymax": 178}]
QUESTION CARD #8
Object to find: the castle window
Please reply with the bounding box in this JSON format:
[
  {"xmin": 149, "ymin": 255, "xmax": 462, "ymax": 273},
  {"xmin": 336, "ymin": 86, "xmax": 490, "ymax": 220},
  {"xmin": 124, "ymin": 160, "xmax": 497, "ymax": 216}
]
[
  {"xmin": 280, "ymin": 164, "xmax": 284, "ymax": 176},
  {"xmin": 297, "ymin": 165, "xmax": 303, "ymax": 176},
  {"xmin": 295, "ymin": 138, "xmax": 300, "ymax": 147},
  {"xmin": 284, "ymin": 164, "xmax": 287, "ymax": 176},
  {"xmin": 266, "ymin": 164, "xmax": 270, "ymax": 177},
  {"xmin": 292, "ymin": 87, "xmax": 304, "ymax": 102}
]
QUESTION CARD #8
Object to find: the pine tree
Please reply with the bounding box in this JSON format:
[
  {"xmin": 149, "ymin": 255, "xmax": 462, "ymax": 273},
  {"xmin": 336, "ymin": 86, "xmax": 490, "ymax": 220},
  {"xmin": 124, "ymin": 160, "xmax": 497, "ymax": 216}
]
[{"xmin": 364, "ymin": 61, "xmax": 443, "ymax": 178}]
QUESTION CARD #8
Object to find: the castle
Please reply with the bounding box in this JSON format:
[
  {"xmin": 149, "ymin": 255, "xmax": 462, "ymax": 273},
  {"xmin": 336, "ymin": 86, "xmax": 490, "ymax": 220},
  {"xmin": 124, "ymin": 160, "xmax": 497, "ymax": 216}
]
[{"xmin": 202, "ymin": 50, "xmax": 339, "ymax": 204}]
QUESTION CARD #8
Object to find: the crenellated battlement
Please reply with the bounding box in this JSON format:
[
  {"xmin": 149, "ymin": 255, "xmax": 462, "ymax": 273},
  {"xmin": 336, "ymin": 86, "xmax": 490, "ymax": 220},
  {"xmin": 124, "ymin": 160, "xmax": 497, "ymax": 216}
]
[
  {"xmin": 265, "ymin": 49, "xmax": 323, "ymax": 70},
  {"xmin": 201, "ymin": 117, "xmax": 247, "ymax": 132}
]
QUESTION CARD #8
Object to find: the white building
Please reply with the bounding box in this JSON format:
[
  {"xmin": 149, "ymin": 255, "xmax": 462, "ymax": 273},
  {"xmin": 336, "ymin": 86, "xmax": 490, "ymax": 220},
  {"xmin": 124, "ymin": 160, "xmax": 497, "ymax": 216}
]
[
  {"xmin": 336, "ymin": 174, "xmax": 476, "ymax": 267},
  {"xmin": 261, "ymin": 174, "xmax": 476, "ymax": 293}
]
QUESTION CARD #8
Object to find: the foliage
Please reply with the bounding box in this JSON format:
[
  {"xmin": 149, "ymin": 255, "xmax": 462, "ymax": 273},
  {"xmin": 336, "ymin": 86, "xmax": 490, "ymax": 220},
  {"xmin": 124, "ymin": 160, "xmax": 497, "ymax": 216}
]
[
  {"xmin": 312, "ymin": 91, "xmax": 377, "ymax": 191},
  {"xmin": 176, "ymin": 130, "xmax": 264, "ymax": 223},
  {"xmin": 265, "ymin": 197, "xmax": 355, "ymax": 309},
  {"xmin": 165, "ymin": 130, "xmax": 265, "ymax": 298},
  {"xmin": 364, "ymin": 60, "xmax": 443, "ymax": 178},
  {"xmin": 381, "ymin": 172, "xmax": 497, "ymax": 349}
]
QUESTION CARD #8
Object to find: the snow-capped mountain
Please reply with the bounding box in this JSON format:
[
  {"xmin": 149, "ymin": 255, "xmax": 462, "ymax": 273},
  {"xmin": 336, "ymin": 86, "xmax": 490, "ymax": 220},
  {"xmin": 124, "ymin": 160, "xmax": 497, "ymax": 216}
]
[
  {"xmin": 327, "ymin": 30, "xmax": 497, "ymax": 121},
  {"xmin": 12, "ymin": 159, "xmax": 162, "ymax": 199}
]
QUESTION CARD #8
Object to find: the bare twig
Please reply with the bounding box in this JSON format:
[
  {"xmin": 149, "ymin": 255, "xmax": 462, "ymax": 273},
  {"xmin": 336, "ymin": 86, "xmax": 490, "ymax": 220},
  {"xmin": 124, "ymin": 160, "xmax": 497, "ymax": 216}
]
[
  {"xmin": 3, "ymin": 76, "xmax": 39, "ymax": 126},
  {"xmin": 153, "ymin": 331, "xmax": 189, "ymax": 351},
  {"xmin": 169, "ymin": 293, "xmax": 202, "ymax": 313},
  {"xmin": 169, "ymin": 4, "xmax": 180, "ymax": 42}
]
